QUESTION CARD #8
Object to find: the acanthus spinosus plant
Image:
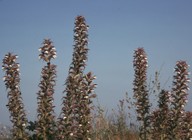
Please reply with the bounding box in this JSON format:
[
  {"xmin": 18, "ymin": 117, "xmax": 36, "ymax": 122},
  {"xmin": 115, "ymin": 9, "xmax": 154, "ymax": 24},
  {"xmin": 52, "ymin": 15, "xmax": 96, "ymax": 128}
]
[
  {"xmin": 166, "ymin": 60, "xmax": 190, "ymax": 140},
  {"xmin": 2, "ymin": 53, "xmax": 28, "ymax": 140},
  {"xmin": 57, "ymin": 16, "xmax": 96, "ymax": 140},
  {"xmin": 133, "ymin": 48, "xmax": 150, "ymax": 140},
  {"xmin": 36, "ymin": 39, "xmax": 57, "ymax": 139}
]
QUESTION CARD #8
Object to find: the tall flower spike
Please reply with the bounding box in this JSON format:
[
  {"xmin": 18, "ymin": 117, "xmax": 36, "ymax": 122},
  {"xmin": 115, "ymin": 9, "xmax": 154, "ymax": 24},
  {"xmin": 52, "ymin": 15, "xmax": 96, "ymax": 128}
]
[
  {"xmin": 58, "ymin": 16, "xmax": 96, "ymax": 140},
  {"xmin": 133, "ymin": 48, "xmax": 150, "ymax": 140},
  {"xmin": 166, "ymin": 60, "xmax": 190, "ymax": 139},
  {"xmin": 36, "ymin": 39, "xmax": 57, "ymax": 139},
  {"xmin": 2, "ymin": 53, "xmax": 28, "ymax": 140}
]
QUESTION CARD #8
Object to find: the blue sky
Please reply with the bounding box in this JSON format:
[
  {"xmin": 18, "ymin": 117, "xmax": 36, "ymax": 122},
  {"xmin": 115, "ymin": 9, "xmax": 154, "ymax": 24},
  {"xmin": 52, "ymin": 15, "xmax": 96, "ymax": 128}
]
[{"xmin": 0, "ymin": 0, "xmax": 192, "ymax": 125}]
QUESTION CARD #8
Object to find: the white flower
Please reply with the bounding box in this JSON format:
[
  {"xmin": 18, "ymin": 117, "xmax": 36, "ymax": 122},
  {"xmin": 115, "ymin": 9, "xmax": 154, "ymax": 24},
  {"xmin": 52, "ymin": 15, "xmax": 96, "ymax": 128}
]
[
  {"xmin": 63, "ymin": 116, "xmax": 67, "ymax": 119},
  {"xmin": 79, "ymin": 124, "xmax": 82, "ymax": 127},
  {"xmin": 22, "ymin": 123, "xmax": 26, "ymax": 127},
  {"xmin": 38, "ymin": 48, "xmax": 42, "ymax": 51},
  {"xmin": 81, "ymin": 24, "xmax": 85, "ymax": 27},
  {"xmin": 53, "ymin": 55, "xmax": 57, "ymax": 59},
  {"xmin": 44, "ymin": 51, "xmax": 48, "ymax": 54},
  {"xmin": 82, "ymin": 38, "xmax": 88, "ymax": 41},
  {"xmin": 40, "ymin": 92, "xmax": 44, "ymax": 96},
  {"xmin": 70, "ymin": 133, "xmax": 73, "ymax": 136},
  {"xmin": 2, "ymin": 77, "xmax": 6, "ymax": 81},
  {"xmin": 84, "ymin": 96, "xmax": 89, "ymax": 99},
  {"xmin": 93, "ymin": 76, "xmax": 97, "ymax": 79},
  {"xmin": 74, "ymin": 33, "xmax": 79, "ymax": 37}
]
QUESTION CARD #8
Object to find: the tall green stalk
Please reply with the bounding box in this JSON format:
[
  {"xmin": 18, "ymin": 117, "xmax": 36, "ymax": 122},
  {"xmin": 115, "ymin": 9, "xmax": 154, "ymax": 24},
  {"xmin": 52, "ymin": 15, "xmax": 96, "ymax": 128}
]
[
  {"xmin": 133, "ymin": 48, "xmax": 150, "ymax": 140},
  {"xmin": 2, "ymin": 53, "xmax": 28, "ymax": 140}
]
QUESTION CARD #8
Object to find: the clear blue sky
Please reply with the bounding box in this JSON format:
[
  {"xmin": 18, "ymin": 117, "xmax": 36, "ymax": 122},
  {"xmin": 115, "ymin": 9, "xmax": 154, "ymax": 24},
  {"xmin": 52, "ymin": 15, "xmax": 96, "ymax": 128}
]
[{"xmin": 0, "ymin": 0, "xmax": 192, "ymax": 125}]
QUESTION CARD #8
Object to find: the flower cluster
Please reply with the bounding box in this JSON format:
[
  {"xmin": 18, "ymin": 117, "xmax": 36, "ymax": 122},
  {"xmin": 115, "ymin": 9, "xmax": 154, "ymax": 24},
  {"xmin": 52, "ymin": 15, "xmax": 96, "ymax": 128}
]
[
  {"xmin": 172, "ymin": 61, "xmax": 190, "ymax": 109},
  {"xmin": 77, "ymin": 72, "xmax": 97, "ymax": 138},
  {"xmin": 2, "ymin": 53, "xmax": 28, "ymax": 140},
  {"xmin": 2, "ymin": 53, "xmax": 20, "ymax": 89},
  {"xmin": 133, "ymin": 48, "xmax": 150, "ymax": 140},
  {"xmin": 72, "ymin": 16, "xmax": 89, "ymax": 73},
  {"xmin": 181, "ymin": 111, "xmax": 192, "ymax": 139},
  {"xmin": 39, "ymin": 39, "xmax": 57, "ymax": 63}
]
